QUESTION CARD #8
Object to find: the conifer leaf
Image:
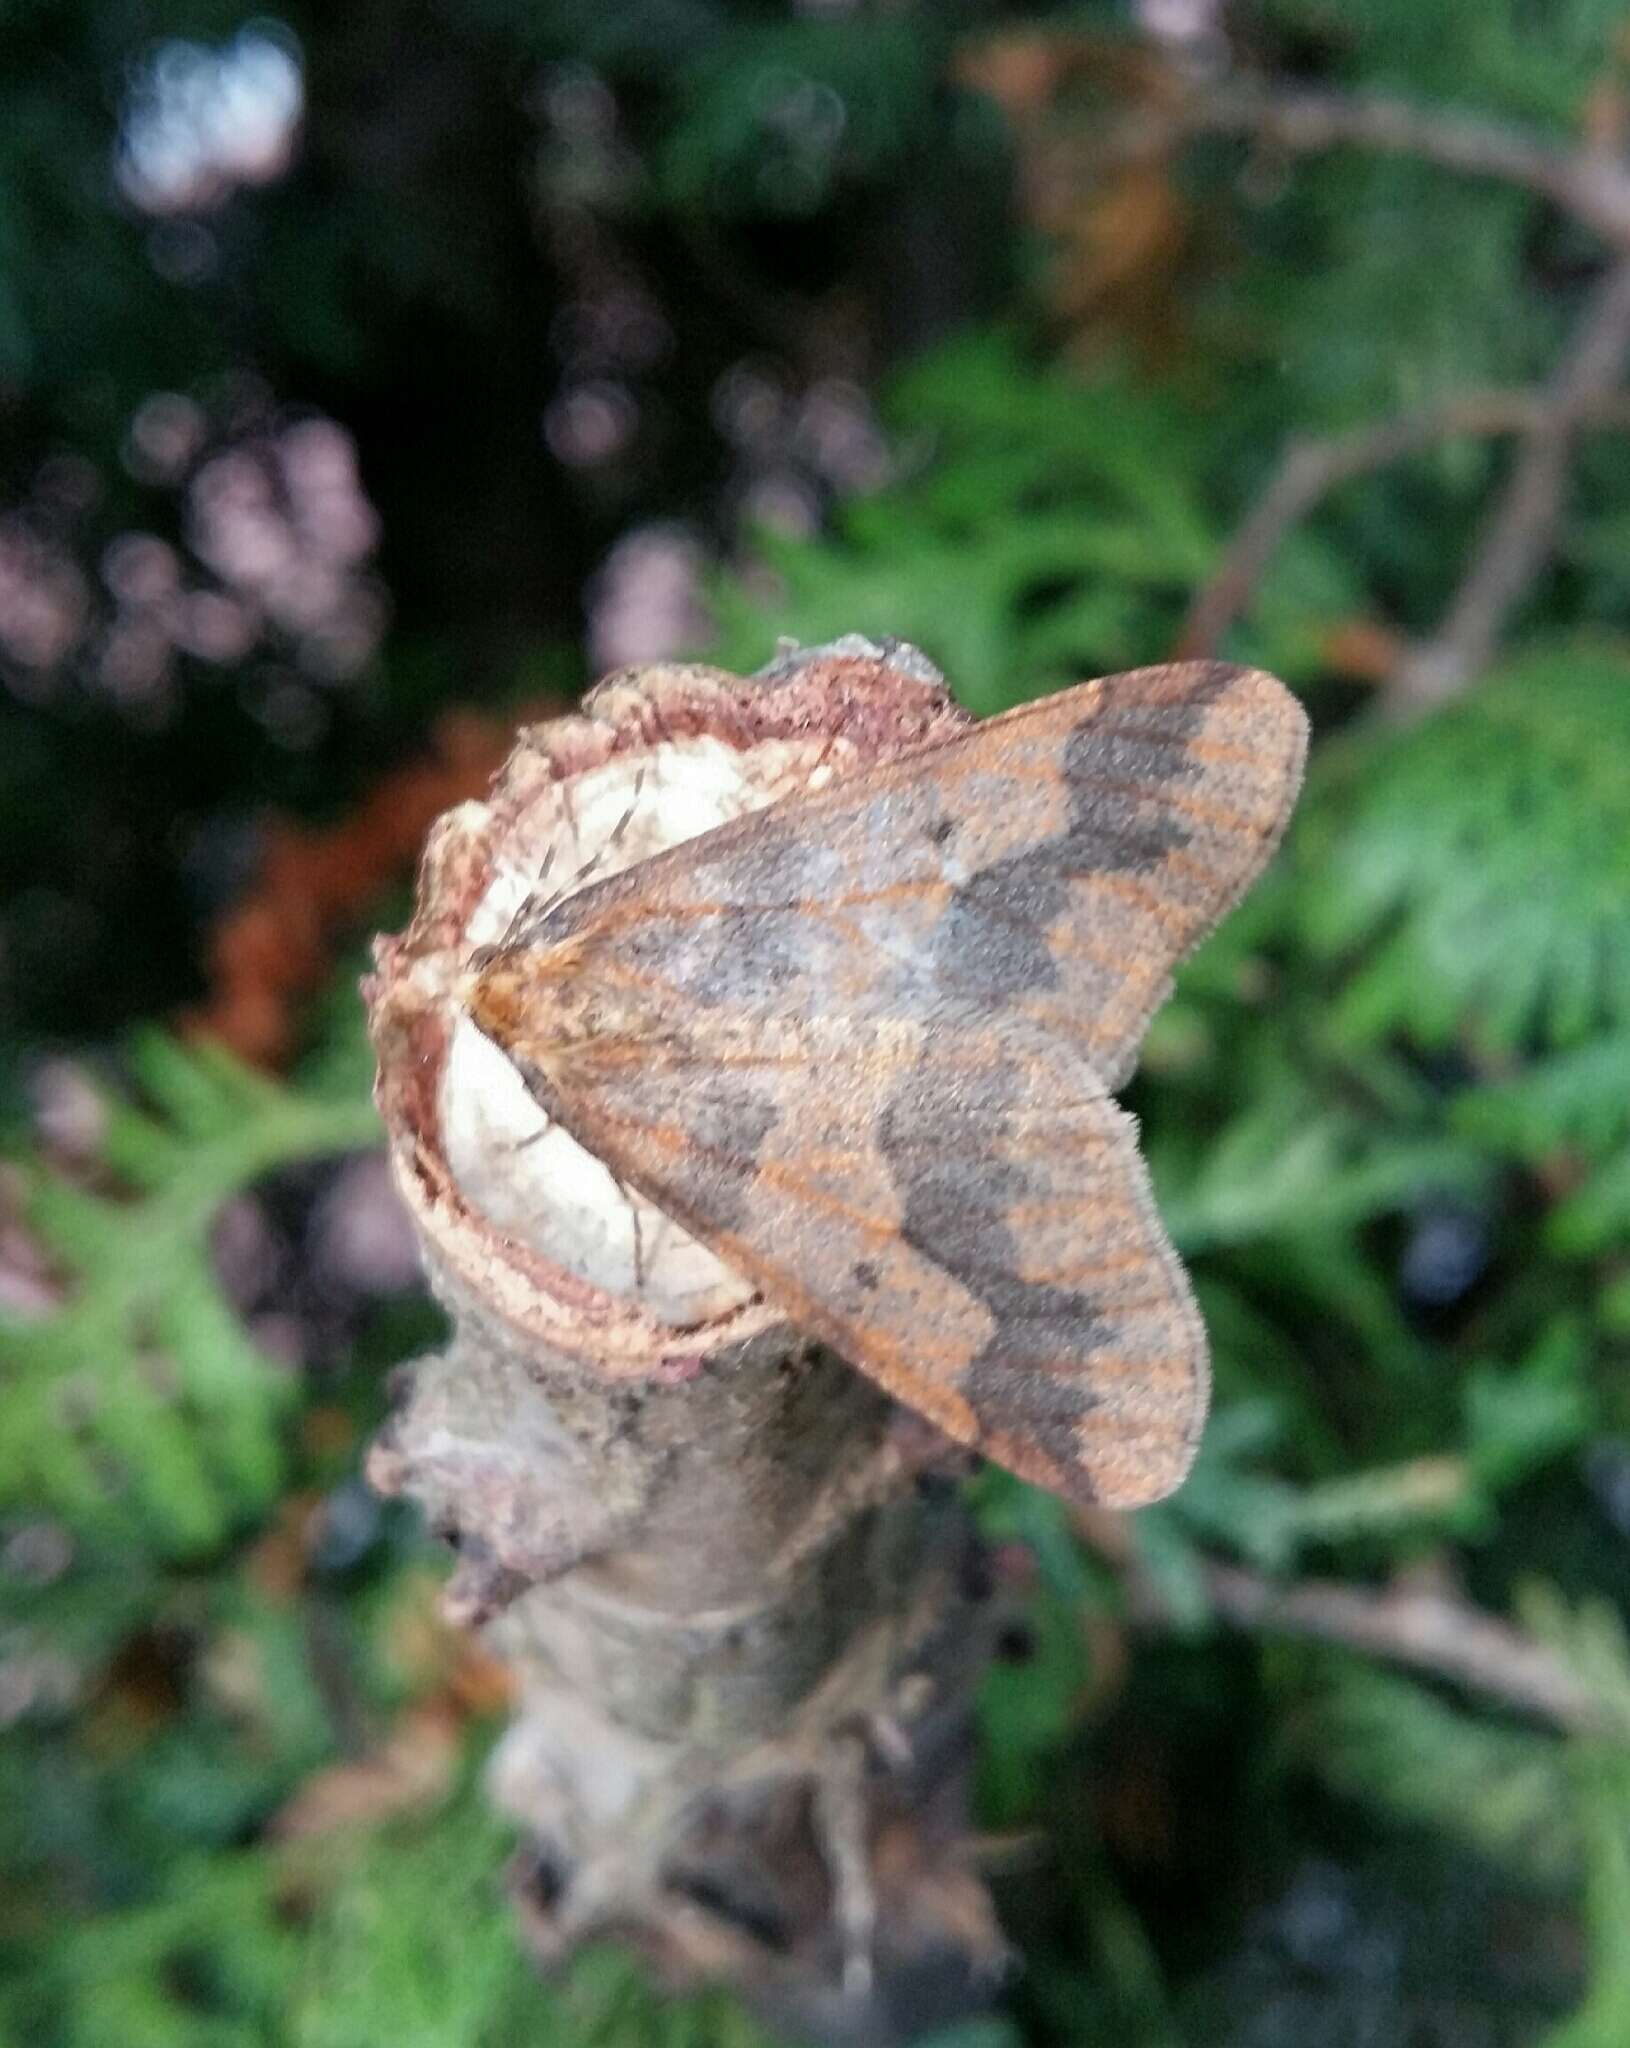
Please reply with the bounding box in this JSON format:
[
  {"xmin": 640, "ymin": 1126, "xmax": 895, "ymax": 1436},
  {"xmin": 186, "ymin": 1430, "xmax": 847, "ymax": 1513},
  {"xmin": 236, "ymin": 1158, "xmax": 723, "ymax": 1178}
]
[
  {"xmin": 1296, "ymin": 1663, "xmax": 1577, "ymax": 1877},
  {"xmin": 1457, "ymin": 1036, "xmax": 1630, "ymax": 1157},
  {"xmin": 1153, "ymin": 1087, "xmax": 1487, "ymax": 1253},
  {"xmin": 1300, "ymin": 640, "xmax": 1630, "ymax": 1053},
  {"xmin": 1549, "ymin": 1150, "xmax": 1630, "ymax": 1256},
  {"xmin": 0, "ymin": 1037, "xmax": 380, "ymax": 1554},
  {"xmin": 1519, "ymin": 1590, "xmax": 1630, "ymax": 2046},
  {"xmin": 1545, "ymin": 1756, "xmax": 1630, "ymax": 2048},
  {"xmin": 1463, "ymin": 1324, "xmax": 1593, "ymax": 1497}
]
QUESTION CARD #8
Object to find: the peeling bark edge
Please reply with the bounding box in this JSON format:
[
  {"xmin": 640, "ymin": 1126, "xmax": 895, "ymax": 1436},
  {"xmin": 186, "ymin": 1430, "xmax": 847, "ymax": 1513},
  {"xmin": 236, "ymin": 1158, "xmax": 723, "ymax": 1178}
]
[{"xmin": 364, "ymin": 640, "xmax": 1008, "ymax": 2043}]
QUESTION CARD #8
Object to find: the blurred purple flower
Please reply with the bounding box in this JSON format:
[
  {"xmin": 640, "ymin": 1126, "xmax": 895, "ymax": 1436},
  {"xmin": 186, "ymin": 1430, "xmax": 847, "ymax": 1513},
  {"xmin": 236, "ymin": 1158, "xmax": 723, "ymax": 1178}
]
[
  {"xmin": 587, "ymin": 523, "xmax": 710, "ymax": 671},
  {"xmin": 1, "ymin": 398, "xmax": 387, "ymax": 726}
]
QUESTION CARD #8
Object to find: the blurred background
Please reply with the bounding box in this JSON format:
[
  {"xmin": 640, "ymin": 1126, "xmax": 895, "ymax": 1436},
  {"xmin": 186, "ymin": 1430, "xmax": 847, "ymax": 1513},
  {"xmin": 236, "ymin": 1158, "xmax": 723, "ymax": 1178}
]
[{"xmin": 5, "ymin": 3, "xmax": 1630, "ymax": 2043}]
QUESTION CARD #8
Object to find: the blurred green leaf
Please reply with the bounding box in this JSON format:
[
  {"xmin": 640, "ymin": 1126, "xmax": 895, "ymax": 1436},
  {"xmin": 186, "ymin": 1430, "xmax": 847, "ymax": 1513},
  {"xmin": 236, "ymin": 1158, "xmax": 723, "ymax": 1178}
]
[
  {"xmin": 1299, "ymin": 639, "xmax": 1630, "ymax": 1054},
  {"xmin": 709, "ymin": 334, "xmax": 1219, "ymax": 714},
  {"xmin": 0, "ymin": 1035, "xmax": 380, "ymax": 1555}
]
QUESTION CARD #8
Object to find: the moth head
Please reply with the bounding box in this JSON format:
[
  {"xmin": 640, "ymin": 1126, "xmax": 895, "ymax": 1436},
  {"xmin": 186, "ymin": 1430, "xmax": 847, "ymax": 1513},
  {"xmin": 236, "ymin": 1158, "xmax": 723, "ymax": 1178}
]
[
  {"xmin": 464, "ymin": 938, "xmax": 580, "ymax": 1066},
  {"xmin": 465, "ymin": 931, "xmax": 660, "ymax": 1077}
]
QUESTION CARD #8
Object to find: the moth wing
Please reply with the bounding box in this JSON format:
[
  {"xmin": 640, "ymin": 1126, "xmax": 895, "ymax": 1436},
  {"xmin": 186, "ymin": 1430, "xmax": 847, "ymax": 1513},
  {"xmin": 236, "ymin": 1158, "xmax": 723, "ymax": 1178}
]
[
  {"xmin": 471, "ymin": 660, "xmax": 1304, "ymax": 1500},
  {"xmin": 929, "ymin": 659, "xmax": 1308, "ymax": 1087},
  {"xmin": 515, "ymin": 662, "xmax": 1306, "ymax": 1091},
  {"xmin": 514, "ymin": 1018, "xmax": 1206, "ymax": 1508}
]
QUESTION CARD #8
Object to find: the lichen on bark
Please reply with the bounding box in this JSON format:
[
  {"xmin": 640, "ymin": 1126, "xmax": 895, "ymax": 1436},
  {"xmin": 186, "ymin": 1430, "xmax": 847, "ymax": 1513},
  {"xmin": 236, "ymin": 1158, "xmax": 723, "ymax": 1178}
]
[{"xmin": 363, "ymin": 639, "xmax": 1007, "ymax": 2042}]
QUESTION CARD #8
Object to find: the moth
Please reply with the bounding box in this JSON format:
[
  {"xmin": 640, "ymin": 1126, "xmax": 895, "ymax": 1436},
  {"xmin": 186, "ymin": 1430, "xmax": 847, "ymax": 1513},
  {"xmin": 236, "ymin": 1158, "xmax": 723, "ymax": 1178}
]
[{"xmin": 467, "ymin": 661, "xmax": 1307, "ymax": 1509}]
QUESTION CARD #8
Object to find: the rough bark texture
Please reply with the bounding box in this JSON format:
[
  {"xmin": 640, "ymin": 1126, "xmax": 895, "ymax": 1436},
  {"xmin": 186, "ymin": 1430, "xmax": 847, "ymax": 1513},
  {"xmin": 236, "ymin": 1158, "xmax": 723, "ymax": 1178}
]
[{"xmin": 363, "ymin": 640, "xmax": 1007, "ymax": 2043}]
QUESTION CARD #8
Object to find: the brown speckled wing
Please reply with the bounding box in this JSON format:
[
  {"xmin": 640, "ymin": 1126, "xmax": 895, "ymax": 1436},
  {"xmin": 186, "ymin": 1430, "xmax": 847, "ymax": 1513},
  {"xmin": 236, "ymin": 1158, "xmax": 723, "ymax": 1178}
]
[
  {"xmin": 508, "ymin": 1016, "xmax": 1206, "ymax": 1506},
  {"xmin": 470, "ymin": 661, "xmax": 1307, "ymax": 1507}
]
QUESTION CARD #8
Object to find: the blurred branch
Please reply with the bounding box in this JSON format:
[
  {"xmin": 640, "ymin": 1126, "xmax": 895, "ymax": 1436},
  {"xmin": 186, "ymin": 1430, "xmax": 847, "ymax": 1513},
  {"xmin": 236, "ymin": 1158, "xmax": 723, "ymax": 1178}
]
[
  {"xmin": 1176, "ymin": 386, "xmax": 1630, "ymax": 661},
  {"xmin": 1133, "ymin": 86, "xmax": 1630, "ymax": 248},
  {"xmin": 1129, "ymin": 77, "xmax": 1630, "ymax": 710},
  {"xmin": 1384, "ymin": 254, "xmax": 1630, "ymax": 715},
  {"xmin": 1131, "ymin": 1552, "xmax": 1617, "ymax": 1735}
]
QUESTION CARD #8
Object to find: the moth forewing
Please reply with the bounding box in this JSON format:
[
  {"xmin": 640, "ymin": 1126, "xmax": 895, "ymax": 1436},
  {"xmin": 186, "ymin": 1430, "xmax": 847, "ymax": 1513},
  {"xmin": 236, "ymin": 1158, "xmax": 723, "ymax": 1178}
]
[{"xmin": 468, "ymin": 661, "xmax": 1307, "ymax": 1508}]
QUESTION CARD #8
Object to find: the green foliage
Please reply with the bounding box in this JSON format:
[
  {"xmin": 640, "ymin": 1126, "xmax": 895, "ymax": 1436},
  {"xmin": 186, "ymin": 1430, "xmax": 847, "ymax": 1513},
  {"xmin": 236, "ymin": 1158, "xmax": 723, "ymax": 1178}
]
[
  {"xmin": 657, "ymin": 18, "xmax": 939, "ymax": 215},
  {"xmin": 1546, "ymin": 1753, "xmax": 1630, "ymax": 2048},
  {"xmin": 1295, "ymin": 1660, "xmax": 1579, "ymax": 1877},
  {"xmin": 1458, "ymin": 1035, "xmax": 1630, "ymax": 1261},
  {"xmin": 709, "ymin": 333, "xmax": 1216, "ymax": 716},
  {"xmin": 0, "ymin": 1034, "xmax": 379, "ymax": 1555},
  {"xmin": 1290, "ymin": 1591, "xmax": 1630, "ymax": 2048},
  {"xmin": 1457, "ymin": 1034, "xmax": 1630, "ymax": 1158},
  {"xmin": 5, "ymin": 1775, "xmax": 777, "ymax": 2048},
  {"xmin": 1298, "ymin": 640, "xmax": 1630, "ymax": 1055},
  {"xmin": 1256, "ymin": 0, "xmax": 1630, "ymax": 120}
]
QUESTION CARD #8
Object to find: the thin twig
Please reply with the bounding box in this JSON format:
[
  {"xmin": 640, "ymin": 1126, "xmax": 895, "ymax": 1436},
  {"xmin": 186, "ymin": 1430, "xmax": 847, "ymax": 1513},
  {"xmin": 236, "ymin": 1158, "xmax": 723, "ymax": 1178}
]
[
  {"xmin": 1126, "ymin": 78, "xmax": 1630, "ymax": 703},
  {"xmin": 1175, "ymin": 388, "xmax": 1630, "ymax": 659},
  {"xmin": 1384, "ymin": 254, "xmax": 1630, "ymax": 715},
  {"xmin": 1119, "ymin": 86, "xmax": 1630, "ymax": 248},
  {"xmin": 1129, "ymin": 1556, "xmax": 1616, "ymax": 1735}
]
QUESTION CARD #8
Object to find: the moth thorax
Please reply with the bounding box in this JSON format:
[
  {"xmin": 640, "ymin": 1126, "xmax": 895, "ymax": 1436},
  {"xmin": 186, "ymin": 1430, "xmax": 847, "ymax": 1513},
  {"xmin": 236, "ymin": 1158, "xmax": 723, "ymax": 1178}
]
[
  {"xmin": 465, "ymin": 943, "xmax": 577, "ymax": 1061},
  {"xmin": 473, "ymin": 931, "xmax": 664, "ymax": 1071}
]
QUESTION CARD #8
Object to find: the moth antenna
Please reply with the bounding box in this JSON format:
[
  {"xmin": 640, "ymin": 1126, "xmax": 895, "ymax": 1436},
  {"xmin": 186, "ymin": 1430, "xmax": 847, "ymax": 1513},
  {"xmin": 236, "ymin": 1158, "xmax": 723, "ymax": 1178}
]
[
  {"xmin": 491, "ymin": 895, "xmax": 536, "ymax": 958},
  {"xmin": 807, "ymin": 729, "xmax": 840, "ymax": 786},
  {"xmin": 563, "ymin": 841, "xmax": 609, "ymax": 892},
  {"xmin": 603, "ymin": 1164, "xmax": 647, "ymax": 1293},
  {"xmin": 511, "ymin": 843, "xmax": 627, "ymax": 944},
  {"xmin": 630, "ymin": 1194, "xmax": 647, "ymax": 1294},
  {"xmin": 605, "ymin": 767, "xmax": 646, "ymax": 853},
  {"xmin": 483, "ymin": 842, "xmax": 564, "ymax": 958},
  {"xmin": 557, "ymin": 773, "xmax": 582, "ymax": 852},
  {"xmin": 558, "ymin": 768, "xmax": 646, "ymax": 902}
]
